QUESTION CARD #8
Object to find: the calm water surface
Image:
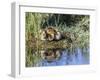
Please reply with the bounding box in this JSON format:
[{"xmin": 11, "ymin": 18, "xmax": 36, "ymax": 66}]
[{"xmin": 34, "ymin": 48, "xmax": 89, "ymax": 67}]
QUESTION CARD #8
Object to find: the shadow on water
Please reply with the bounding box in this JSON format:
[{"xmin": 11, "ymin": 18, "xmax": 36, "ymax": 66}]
[{"xmin": 32, "ymin": 48, "xmax": 89, "ymax": 67}]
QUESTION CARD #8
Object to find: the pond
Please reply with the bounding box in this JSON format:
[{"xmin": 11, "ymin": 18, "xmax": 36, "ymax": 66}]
[{"xmin": 32, "ymin": 48, "xmax": 89, "ymax": 67}]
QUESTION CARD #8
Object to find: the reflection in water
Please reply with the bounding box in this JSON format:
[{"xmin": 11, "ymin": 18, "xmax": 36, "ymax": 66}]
[{"xmin": 33, "ymin": 48, "xmax": 89, "ymax": 67}]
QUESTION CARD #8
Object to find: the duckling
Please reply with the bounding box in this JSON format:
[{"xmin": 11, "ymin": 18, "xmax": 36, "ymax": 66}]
[
  {"xmin": 55, "ymin": 31, "xmax": 61, "ymax": 40},
  {"xmin": 40, "ymin": 27, "xmax": 62, "ymax": 41},
  {"xmin": 39, "ymin": 29, "xmax": 47, "ymax": 41}
]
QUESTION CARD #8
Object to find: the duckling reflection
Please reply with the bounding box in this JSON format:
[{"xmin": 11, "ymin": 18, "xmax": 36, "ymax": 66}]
[
  {"xmin": 35, "ymin": 48, "xmax": 89, "ymax": 67},
  {"xmin": 40, "ymin": 49, "xmax": 61, "ymax": 63}
]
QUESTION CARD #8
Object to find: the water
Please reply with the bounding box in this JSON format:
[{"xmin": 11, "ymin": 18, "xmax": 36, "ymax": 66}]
[{"xmin": 34, "ymin": 48, "xmax": 89, "ymax": 67}]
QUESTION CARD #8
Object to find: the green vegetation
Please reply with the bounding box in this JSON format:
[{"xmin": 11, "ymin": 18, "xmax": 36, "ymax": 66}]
[{"xmin": 25, "ymin": 12, "xmax": 89, "ymax": 67}]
